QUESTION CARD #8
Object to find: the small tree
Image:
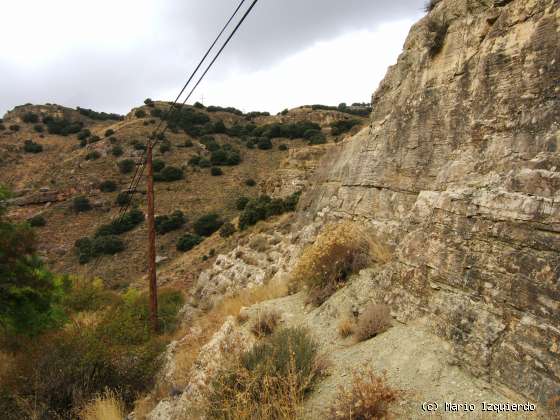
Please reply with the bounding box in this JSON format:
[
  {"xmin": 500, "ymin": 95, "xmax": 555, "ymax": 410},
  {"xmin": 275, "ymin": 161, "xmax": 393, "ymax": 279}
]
[
  {"xmin": 99, "ymin": 180, "xmax": 117, "ymax": 193},
  {"xmin": 111, "ymin": 145, "xmax": 123, "ymax": 157},
  {"xmin": 219, "ymin": 222, "xmax": 236, "ymax": 238},
  {"xmin": 134, "ymin": 109, "xmax": 147, "ymax": 118},
  {"xmin": 73, "ymin": 196, "xmax": 92, "ymax": 213},
  {"xmin": 118, "ymin": 159, "xmax": 135, "ymax": 174},
  {"xmin": 211, "ymin": 166, "xmax": 223, "ymax": 176},
  {"xmin": 176, "ymin": 234, "xmax": 202, "ymax": 252},
  {"xmin": 193, "ymin": 213, "xmax": 223, "ymax": 237}
]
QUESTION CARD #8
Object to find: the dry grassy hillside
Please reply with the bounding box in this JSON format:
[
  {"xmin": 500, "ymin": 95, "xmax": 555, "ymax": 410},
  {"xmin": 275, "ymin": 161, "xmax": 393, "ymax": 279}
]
[{"xmin": 0, "ymin": 102, "xmax": 367, "ymax": 288}]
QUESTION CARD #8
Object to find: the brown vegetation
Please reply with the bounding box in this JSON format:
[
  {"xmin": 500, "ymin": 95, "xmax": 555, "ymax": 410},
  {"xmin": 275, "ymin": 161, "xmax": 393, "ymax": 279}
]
[
  {"xmin": 337, "ymin": 318, "xmax": 355, "ymax": 338},
  {"xmin": 327, "ymin": 369, "xmax": 400, "ymax": 419},
  {"xmin": 290, "ymin": 221, "xmax": 388, "ymax": 306},
  {"xmin": 251, "ymin": 309, "xmax": 281, "ymax": 337},
  {"xmin": 80, "ymin": 390, "xmax": 125, "ymax": 420},
  {"xmin": 355, "ymin": 303, "xmax": 392, "ymax": 342}
]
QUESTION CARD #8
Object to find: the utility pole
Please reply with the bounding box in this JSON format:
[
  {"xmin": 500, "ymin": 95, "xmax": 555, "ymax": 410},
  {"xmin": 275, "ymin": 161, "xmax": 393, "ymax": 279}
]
[{"xmin": 146, "ymin": 140, "xmax": 158, "ymax": 332}]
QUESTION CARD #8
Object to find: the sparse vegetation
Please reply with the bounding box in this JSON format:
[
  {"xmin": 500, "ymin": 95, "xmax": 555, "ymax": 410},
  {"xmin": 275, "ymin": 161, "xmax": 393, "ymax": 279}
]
[
  {"xmin": 115, "ymin": 192, "xmax": 130, "ymax": 207},
  {"xmin": 80, "ymin": 390, "xmax": 125, "ymax": 420},
  {"xmin": 33, "ymin": 124, "xmax": 44, "ymax": 133},
  {"xmin": 245, "ymin": 178, "xmax": 256, "ymax": 187},
  {"xmin": 355, "ymin": 303, "xmax": 392, "ymax": 341},
  {"xmin": 105, "ymin": 129, "xmax": 115, "ymax": 137},
  {"xmin": 23, "ymin": 139, "xmax": 43, "ymax": 153},
  {"xmin": 290, "ymin": 222, "xmax": 379, "ymax": 306},
  {"xmin": 9, "ymin": 124, "xmax": 20, "ymax": 132},
  {"xmin": 43, "ymin": 116, "xmax": 83, "ymax": 136},
  {"xmin": 78, "ymin": 129, "xmax": 91, "ymax": 141},
  {"xmin": 152, "ymin": 159, "xmax": 165, "ymax": 172},
  {"xmin": 236, "ymin": 196, "xmax": 250, "ymax": 210},
  {"xmin": 326, "ymin": 369, "xmax": 400, "ymax": 419},
  {"xmin": 176, "ymin": 233, "xmax": 202, "ymax": 252},
  {"xmin": 155, "ymin": 210, "xmax": 186, "ymax": 235},
  {"xmin": 73, "ymin": 196, "xmax": 92, "ymax": 213},
  {"xmin": 134, "ymin": 109, "xmax": 147, "ymax": 118}
]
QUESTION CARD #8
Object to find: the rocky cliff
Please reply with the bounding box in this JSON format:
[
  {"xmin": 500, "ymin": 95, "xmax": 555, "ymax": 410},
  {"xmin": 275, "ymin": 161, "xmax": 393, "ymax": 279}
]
[{"xmin": 299, "ymin": 0, "xmax": 559, "ymax": 403}]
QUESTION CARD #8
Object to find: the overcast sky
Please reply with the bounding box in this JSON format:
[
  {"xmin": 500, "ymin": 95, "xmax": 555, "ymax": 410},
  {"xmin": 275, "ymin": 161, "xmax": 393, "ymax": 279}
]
[{"xmin": 0, "ymin": 0, "xmax": 425, "ymax": 116}]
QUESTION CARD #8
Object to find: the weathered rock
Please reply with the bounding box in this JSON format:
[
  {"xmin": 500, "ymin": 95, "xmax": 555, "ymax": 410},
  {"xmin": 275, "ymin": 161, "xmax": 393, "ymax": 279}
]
[
  {"xmin": 7, "ymin": 190, "xmax": 60, "ymax": 206},
  {"xmin": 299, "ymin": 0, "xmax": 560, "ymax": 404}
]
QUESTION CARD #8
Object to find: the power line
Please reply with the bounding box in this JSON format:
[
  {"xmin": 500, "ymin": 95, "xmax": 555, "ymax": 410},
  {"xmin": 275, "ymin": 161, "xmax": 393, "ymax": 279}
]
[
  {"xmin": 115, "ymin": 0, "xmax": 260, "ymax": 221},
  {"xmin": 89, "ymin": 0, "xmax": 258, "ymax": 274}
]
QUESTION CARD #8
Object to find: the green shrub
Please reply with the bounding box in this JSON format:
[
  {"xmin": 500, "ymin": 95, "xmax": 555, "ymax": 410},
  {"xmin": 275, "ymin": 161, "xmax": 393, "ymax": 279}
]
[
  {"xmin": 210, "ymin": 147, "xmax": 241, "ymax": 166},
  {"xmin": 279, "ymin": 143, "xmax": 288, "ymax": 151},
  {"xmin": 212, "ymin": 120, "xmax": 227, "ymax": 134},
  {"xmin": 305, "ymin": 129, "xmax": 326, "ymax": 144},
  {"xmin": 105, "ymin": 129, "xmax": 115, "ymax": 137},
  {"xmin": 193, "ymin": 101, "xmax": 205, "ymax": 109},
  {"xmin": 92, "ymin": 235, "xmax": 125, "ymax": 255},
  {"xmin": 152, "ymin": 159, "xmax": 165, "ymax": 172},
  {"xmin": 73, "ymin": 196, "xmax": 91, "ymax": 213},
  {"xmin": 219, "ymin": 222, "xmax": 236, "ymax": 238},
  {"xmin": 33, "ymin": 124, "xmax": 44, "ymax": 133},
  {"xmin": 85, "ymin": 151, "xmax": 100, "ymax": 160},
  {"xmin": 206, "ymin": 105, "xmax": 243, "ymax": 116},
  {"xmin": 95, "ymin": 208, "xmax": 144, "ymax": 237},
  {"xmin": 23, "ymin": 139, "xmax": 43, "ymax": 153},
  {"xmin": 184, "ymin": 139, "xmax": 194, "ymax": 147},
  {"xmin": 28, "ymin": 215, "xmax": 46, "ymax": 227},
  {"xmin": 151, "ymin": 108, "xmax": 163, "ymax": 118},
  {"xmin": 77, "ymin": 129, "xmax": 91, "ymax": 141},
  {"xmin": 118, "ymin": 159, "xmax": 135, "ymax": 174},
  {"xmin": 99, "ymin": 180, "xmax": 117, "ymax": 193},
  {"xmin": 281, "ymin": 108, "xmax": 289, "ymax": 115},
  {"xmin": 176, "ymin": 233, "xmax": 202, "ymax": 252},
  {"xmin": 211, "ymin": 166, "xmax": 223, "ymax": 176},
  {"xmin": 164, "ymin": 107, "xmax": 209, "ymax": 136},
  {"xmin": 111, "ymin": 145, "xmax": 124, "ymax": 157},
  {"xmin": 144, "ymin": 98, "xmax": 154, "ymax": 107},
  {"xmin": 238, "ymin": 192, "xmax": 300, "ymax": 230},
  {"xmin": 236, "ymin": 196, "xmax": 249, "ymax": 210},
  {"xmin": 135, "ymin": 109, "xmax": 147, "ymax": 118},
  {"xmin": 88, "ymin": 135, "xmax": 101, "ymax": 144},
  {"xmin": 22, "ymin": 112, "xmax": 39, "ymax": 123},
  {"xmin": 245, "ymin": 178, "xmax": 256, "ymax": 187},
  {"xmin": 9, "ymin": 125, "xmax": 20, "ymax": 132},
  {"xmin": 132, "ymin": 139, "xmax": 147, "ymax": 150},
  {"xmin": 159, "ymin": 142, "xmax": 171, "ymax": 154},
  {"xmin": 257, "ymin": 137, "xmax": 273, "ymax": 150},
  {"xmin": 77, "ymin": 107, "xmax": 124, "ymax": 121},
  {"xmin": 62, "ymin": 277, "xmax": 116, "ymax": 312},
  {"xmin": 330, "ymin": 119, "xmax": 361, "ymax": 136},
  {"xmin": 43, "ymin": 117, "xmax": 83, "ymax": 136},
  {"xmin": 154, "ymin": 166, "xmax": 183, "ymax": 182},
  {"xmin": 193, "ymin": 213, "xmax": 223, "ymax": 237},
  {"xmin": 115, "ymin": 191, "xmax": 130, "ymax": 206},
  {"xmin": 188, "ymin": 155, "xmax": 202, "ymax": 166},
  {"xmin": 155, "ymin": 210, "xmax": 186, "ymax": 235}
]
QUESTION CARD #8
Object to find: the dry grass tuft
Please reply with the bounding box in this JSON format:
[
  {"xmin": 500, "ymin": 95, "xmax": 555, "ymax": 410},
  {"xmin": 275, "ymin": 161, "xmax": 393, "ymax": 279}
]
[
  {"xmin": 327, "ymin": 368, "xmax": 400, "ymax": 420},
  {"xmin": 204, "ymin": 327, "xmax": 326, "ymax": 420},
  {"xmin": 80, "ymin": 390, "xmax": 125, "ymax": 420},
  {"xmin": 549, "ymin": 395, "xmax": 560, "ymax": 419},
  {"xmin": 251, "ymin": 309, "xmax": 281, "ymax": 337},
  {"xmin": 290, "ymin": 221, "xmax": 388, "ymax": 306},
  {"xmin": 355, "ymin": 303, "xmax": 392, "ymax": 342},
  {"xmin": 337, "ymin": 318, "xmax": 355, "ymax": 338}
]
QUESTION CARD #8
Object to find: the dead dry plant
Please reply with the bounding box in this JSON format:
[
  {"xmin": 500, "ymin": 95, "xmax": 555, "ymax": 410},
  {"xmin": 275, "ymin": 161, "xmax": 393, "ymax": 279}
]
[
  {"xmin": 337, "ymin": 318, "xmax": 355, "ymax": 338},
  {"xmin": 290, "ymin": 221, "xmax": 389, "ymax": 306},
  {"xmin": 80, "ymin": 390, "xmax": 125, "ymax": 420},
  {"xmin": 326, "ymin": 368, "xmax": 400, "ymax": 420},
  {"xmin": 251, "ymin": 309, "xmax": 281, "ymax": 337},
  {"xmin": 355, "ymin": 303, "xmax": 392, "ymax": 342}
]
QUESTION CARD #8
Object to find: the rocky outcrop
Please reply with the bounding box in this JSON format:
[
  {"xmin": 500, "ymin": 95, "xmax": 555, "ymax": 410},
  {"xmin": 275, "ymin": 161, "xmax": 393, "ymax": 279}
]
[{"xmin": 299, "ymin": 0, "xmax": 560, "ymax": 403}]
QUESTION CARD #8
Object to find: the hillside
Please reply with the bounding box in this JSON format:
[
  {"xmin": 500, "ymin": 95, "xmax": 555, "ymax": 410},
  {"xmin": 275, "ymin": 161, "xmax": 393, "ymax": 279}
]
[{"xmin": 0, "ymin": 102, "xmax": 367, "ymax": 288}]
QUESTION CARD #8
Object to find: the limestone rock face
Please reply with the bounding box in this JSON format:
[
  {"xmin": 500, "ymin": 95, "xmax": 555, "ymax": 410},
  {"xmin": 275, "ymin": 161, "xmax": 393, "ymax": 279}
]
[{"xmin": 300, "ymin": 0, "xmax": 560, "ymax": 403}]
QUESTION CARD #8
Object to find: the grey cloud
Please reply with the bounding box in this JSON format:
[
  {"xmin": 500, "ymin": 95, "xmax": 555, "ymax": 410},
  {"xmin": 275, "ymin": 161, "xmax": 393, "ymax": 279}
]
[{"xmin": 0, "ymin": 0, "xmax": 425, "ymax": 116}]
